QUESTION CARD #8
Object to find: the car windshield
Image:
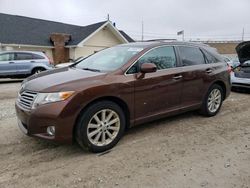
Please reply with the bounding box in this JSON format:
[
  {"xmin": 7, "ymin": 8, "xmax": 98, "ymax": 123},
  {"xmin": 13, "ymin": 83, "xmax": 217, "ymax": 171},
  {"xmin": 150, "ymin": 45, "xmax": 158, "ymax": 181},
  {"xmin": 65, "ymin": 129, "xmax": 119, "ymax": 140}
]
[
  {"xmin": 75, "ymin": 46, "xmax": 143, "ymax": 72},
  {"xmin": 74, "ymin": 56, "xmax": 84, "ymax": 62},
  {"xmin": 232, "ymin": 57, "xmax": 239, "ymax": 63}
]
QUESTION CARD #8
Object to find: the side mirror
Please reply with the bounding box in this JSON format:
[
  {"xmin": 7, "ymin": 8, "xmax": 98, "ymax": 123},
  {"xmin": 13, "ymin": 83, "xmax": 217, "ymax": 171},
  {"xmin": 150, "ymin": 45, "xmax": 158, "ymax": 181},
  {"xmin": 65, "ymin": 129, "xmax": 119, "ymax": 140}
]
[{"xmin": 140, "ymin": 63, "xmax": 157, "ymax": 73}]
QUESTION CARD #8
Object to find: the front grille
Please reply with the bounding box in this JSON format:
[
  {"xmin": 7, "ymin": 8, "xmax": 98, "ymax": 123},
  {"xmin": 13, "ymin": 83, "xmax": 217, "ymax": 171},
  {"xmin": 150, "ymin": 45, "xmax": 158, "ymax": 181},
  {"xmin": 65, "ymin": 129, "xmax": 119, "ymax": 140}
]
[{"xmin": 17, "ymin": 90, "xmax": 37, "ymax": 110}]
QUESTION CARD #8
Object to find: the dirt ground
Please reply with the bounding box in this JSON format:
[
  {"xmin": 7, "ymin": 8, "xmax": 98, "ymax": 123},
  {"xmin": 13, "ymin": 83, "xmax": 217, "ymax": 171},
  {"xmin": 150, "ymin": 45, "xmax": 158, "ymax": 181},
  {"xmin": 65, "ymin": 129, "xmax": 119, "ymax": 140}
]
[{"xmin": 0, "ymin": 79, "xmax": 249, "ymax": 188}]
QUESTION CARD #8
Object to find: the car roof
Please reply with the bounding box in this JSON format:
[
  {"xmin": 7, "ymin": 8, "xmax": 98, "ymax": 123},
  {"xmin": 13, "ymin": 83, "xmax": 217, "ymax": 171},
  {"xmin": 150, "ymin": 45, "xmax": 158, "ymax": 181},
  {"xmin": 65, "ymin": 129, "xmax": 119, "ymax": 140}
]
[
  {"xmin": 0, "ymin": 51, "xmax": 45, "ymax": 55},
  {"xmin": 119, "ymin": 40, "xmax": 223, "ymax": 62},
  {"xmin": 119, "ymin": 41, "xmax": 211, "ymax": 49}
]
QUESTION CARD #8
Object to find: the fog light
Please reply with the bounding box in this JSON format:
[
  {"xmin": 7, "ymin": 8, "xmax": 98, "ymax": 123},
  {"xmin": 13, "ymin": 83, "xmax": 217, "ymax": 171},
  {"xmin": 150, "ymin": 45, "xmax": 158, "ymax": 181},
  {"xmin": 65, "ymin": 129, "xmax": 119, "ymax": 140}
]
[{"xmin": 47, "ymin": 126, "xmax": 55, "ymax": 136}]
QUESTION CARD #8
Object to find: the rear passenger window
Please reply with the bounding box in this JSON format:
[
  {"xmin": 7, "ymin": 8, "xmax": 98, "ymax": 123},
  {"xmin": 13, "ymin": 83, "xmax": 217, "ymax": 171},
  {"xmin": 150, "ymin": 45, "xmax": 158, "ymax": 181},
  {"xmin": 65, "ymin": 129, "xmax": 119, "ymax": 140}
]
[
  {"xmin": 138, "ymin": 46, "xmax": 176, "ymax": 70},
  {"xmin": 15, "ymin": 53, "xmax": 33, "ymax": 60},
  {"xmin": 32, "ymin": 54, "xmax": 45, "ymax": 59},
  {"xmin": 202, "ymin": 50, "xmax": 220, "ymax": 64},
  {"xmin": 179, "ymin": 46, "xmax": 206, "ymax": 66}
]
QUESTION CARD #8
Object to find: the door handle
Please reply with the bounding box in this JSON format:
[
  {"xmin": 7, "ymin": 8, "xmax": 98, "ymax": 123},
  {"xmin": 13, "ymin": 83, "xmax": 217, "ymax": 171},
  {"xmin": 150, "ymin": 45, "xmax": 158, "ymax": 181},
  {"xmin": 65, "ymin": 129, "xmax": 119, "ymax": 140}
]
[
  {"xmin": 206, "ymin": 69, "xmax": 213, "ymax": 74},
  {"xmin": 9, "ymin": 62, "xmax": 15, "ymax": 64},
  {"xmin": 173, "ymin": 75, "xmax": 183, "ymax": 80}
]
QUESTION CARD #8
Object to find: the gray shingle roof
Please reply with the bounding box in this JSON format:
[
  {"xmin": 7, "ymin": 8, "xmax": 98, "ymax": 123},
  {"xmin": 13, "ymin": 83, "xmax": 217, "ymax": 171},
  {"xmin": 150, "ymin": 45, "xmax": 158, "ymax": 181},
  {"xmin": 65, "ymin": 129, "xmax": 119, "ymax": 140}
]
[
  {"xmin": 119, "ymin": 30, "xmax": 134, "ymax": 42},
  {"xmin": 0, "ymin": 13, "xmax": 133, "ymax": 46}
]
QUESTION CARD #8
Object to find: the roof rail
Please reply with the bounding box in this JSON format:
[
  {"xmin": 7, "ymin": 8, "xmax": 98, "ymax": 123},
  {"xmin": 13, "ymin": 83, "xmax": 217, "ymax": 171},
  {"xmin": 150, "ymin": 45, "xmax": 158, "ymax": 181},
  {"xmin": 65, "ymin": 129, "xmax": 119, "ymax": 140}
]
[{"xmin": 144, "ymin": 39, "xmax": 177, "ymax": 42}]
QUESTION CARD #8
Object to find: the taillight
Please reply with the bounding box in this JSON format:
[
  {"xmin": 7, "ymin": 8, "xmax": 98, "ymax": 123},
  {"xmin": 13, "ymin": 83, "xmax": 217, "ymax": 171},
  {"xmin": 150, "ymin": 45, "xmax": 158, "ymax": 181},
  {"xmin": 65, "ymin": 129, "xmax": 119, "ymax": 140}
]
[
  {"xmin": 45, "ymin": 54, "xmax": 54, "ymax": 65},
  {"xmin": 49, "ymin": 58, "xmax": 54, "ymax": 65},
  {"xmin": 227, "ymin": 64, "xmax": 232, "ymax": 73}
]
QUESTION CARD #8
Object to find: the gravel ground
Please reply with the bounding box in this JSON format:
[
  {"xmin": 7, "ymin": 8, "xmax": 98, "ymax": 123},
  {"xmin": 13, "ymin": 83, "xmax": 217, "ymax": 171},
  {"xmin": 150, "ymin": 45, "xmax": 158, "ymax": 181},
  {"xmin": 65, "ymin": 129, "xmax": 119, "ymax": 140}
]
[{"xmin": 0, "ymin": 80, "xmax": 249, "ymax": 188}]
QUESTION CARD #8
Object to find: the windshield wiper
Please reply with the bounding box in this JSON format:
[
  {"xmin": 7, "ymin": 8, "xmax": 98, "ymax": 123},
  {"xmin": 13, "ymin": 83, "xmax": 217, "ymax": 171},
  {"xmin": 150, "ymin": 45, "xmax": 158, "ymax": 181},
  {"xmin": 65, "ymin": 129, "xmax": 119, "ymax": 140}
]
[{"xmin": 82, "ymin": 67, "xmax": 101, "ymax": 72}]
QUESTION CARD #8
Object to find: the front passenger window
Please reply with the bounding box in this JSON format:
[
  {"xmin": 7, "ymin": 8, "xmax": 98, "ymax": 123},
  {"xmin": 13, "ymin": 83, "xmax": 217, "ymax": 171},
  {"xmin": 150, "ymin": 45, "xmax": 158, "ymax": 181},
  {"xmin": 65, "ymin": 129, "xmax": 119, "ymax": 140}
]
[
  {"xmin": 138, "ymin": 46, "xmax": 177, "ymax": 70},
  {"xmin": 0, "ymin": 53, "xmax": 14, "ymax": 61},
  {"xmin": 126, "ymin": 64, "xmax": 138, "ymax": 74}
]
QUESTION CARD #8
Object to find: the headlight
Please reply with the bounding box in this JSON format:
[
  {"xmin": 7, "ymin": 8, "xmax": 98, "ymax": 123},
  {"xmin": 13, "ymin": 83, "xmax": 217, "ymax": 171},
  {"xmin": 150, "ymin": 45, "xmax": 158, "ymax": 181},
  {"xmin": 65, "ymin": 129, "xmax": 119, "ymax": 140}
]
[{"xmin": 32, "ymin": 91, "xmax": 75, "ymax": 109}]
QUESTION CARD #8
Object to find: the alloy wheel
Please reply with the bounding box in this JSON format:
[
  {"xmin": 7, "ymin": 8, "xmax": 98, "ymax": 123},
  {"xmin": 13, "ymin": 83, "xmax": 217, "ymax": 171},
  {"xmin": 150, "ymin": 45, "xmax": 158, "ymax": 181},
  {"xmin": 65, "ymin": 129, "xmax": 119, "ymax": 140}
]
[
  {"xmin": 87, "ymin": 109, "xmax": 120, "ymax": 146},
  {"xmin": 34, "ymin": 69, "xmax": 42, "ymax": 74},
  {"xmin": 207, "ymin": 88, "xmax": 222, "ymax": 113}
]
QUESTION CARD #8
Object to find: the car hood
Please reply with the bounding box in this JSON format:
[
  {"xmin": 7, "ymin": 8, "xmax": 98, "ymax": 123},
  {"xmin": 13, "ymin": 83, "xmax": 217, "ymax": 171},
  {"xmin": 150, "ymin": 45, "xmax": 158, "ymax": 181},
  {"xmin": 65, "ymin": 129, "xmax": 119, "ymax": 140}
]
[
  {"xmin": 235, "ymin": 41, "xmax": 250, "ymax": 64},
  {"xmin": 22, "ymin": 67, "xmax": 106, "ymax": 92},
  {"xmin": 55, "ymin": 62, "xmax": 74, "ymax": 68}
]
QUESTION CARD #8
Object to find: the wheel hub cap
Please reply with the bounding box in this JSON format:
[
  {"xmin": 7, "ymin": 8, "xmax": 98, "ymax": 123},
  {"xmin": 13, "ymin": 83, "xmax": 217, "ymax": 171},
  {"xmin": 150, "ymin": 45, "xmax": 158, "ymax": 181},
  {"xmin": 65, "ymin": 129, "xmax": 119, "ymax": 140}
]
[
  {"xmin": 207, "ymin": 89, "xmax": 222, "ymax": 113},
  {"xmin": 87, "ymin": 109, "xmax": 120, "ymax": 146}
]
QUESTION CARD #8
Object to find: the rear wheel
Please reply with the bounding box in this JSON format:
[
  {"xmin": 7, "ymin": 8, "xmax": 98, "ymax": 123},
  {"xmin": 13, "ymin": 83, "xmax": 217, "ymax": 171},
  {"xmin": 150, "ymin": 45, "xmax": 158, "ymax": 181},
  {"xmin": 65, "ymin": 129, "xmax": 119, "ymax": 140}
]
[
  {"xmin": 32, "ymin": 68, "xmax": 45, "ymax": 75},
  {"xmin": 200, "ymin": 84, "xmax": 223, "ymax": 117},
  {"xmin": 75, "ymin": 101, "xmax": 126, "ymax": 153}
]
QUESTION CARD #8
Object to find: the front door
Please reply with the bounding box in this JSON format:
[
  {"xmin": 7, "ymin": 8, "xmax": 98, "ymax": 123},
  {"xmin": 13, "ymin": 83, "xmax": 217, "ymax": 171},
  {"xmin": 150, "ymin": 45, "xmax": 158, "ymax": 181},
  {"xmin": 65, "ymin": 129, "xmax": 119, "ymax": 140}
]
[
  {"xmin": 130, "ymin": 46, "xmax": 183, "ymax": 123},
  {"xmin": 0, "ymin": 52, "xmax": 16, "ymax": 76}
]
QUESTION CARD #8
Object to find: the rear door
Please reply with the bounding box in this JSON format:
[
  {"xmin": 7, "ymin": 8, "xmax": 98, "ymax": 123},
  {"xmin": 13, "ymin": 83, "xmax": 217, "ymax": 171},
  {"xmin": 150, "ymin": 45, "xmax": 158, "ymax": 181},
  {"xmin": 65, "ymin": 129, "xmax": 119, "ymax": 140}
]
[
  {"xmin": 0, "ymin": 53, "xmax": 16, "ymax": 76},
  {"xmin": 14, "ymin": 52, "xmax": 34, "ymax": 74},
  {"xmin": 176, "ymin": 46, "xmax": 215, "ymax": 107},
  {"xmin": 130, "ymin": 46, "xmax": 183, "ymax": 123}
]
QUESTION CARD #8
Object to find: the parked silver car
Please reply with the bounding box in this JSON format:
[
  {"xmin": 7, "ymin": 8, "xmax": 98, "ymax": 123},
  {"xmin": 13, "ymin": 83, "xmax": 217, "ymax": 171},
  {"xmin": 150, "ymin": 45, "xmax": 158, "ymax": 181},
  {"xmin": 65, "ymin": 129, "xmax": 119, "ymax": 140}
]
[
  {"xmin": 231, "ymin": 41, "xmax": 250, "ymax": 89},
  {"xmin": 0, "ymin": 51, "xmax": 53, "ymax": 78}
]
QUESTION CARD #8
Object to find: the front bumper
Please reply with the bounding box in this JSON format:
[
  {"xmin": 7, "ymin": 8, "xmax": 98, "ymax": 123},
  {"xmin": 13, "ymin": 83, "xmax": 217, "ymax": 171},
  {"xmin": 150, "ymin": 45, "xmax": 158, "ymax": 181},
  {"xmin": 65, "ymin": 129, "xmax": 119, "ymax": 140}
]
[
  {"xmin": 17, "ymin": 118, "xmax": 28, "ymax": 134},
  {"xmin": 15, "ymin": 100, "xmax": 76, "ymax": 144}
]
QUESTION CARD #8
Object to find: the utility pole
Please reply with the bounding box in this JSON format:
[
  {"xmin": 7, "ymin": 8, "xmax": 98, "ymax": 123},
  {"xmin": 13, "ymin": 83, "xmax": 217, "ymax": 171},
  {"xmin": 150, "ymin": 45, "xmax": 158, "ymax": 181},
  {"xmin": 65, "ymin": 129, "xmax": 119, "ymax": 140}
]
[
  {"xmin": 242, "ymin": 27, "xmax": 245, "ymax": 41},
  {"xmin": 107, "ymin": 14, "xmax": 110, "ymax": 21},
  {"xmin": 141, "ymin": 20, "xmax": 144, "ymax": 41}
]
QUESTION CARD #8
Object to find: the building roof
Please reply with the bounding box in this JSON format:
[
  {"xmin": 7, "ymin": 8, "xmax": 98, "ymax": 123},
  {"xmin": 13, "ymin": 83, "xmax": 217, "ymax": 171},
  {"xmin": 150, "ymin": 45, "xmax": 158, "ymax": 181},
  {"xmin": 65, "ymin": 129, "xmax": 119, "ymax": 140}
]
[
  {"xmin": 118, "ymin": 30, "xmax": 134, "ymax": 42},
  {"xmin": 0, "ymin": 13, "xmax": 134, "ymax": 47}
]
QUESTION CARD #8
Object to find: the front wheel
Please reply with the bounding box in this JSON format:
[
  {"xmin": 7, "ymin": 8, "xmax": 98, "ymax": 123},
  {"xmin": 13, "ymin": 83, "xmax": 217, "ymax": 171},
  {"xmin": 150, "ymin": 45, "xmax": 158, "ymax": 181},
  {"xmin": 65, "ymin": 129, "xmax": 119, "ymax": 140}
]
[
  {"xmin": 75, "ymin": 101, "xmax": 126, "ymax": 153},
  {"xmin": 200, "ymin": 84, "xmax": 223, "ymax": 117}
]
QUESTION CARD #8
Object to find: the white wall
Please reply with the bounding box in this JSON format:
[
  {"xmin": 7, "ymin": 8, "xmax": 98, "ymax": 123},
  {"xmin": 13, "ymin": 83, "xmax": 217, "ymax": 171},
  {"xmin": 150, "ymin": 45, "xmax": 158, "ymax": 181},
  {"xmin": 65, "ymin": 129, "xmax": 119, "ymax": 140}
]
[
  {"xmin": 74, "ymin": 46, "xmax": 104, "ymax": 59},
  {"xmin": 84, "ymin": 27, "xmax": 122, "ymax": 47},
  {"xmin": 69, "ymin": 47, "xmax": 76, "ymax": 60},
  {"xmin": 73, "ymin": 27, "xmax": 124, "ymax": 59}
]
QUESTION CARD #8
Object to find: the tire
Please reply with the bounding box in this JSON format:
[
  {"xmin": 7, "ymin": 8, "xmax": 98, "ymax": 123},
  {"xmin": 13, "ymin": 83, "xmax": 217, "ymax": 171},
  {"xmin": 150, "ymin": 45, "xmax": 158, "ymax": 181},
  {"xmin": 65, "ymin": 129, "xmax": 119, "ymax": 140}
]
[
  {"xmin": 32, "ymin": 68, "xmax": 45, "ymax": 75},
  {"xmin": 199, "ymin": 84, "xmax": 223, "ymax": 117},
  {"xmin": 75, "ymin": 101, "xmax": 126, "ymax": 153}
]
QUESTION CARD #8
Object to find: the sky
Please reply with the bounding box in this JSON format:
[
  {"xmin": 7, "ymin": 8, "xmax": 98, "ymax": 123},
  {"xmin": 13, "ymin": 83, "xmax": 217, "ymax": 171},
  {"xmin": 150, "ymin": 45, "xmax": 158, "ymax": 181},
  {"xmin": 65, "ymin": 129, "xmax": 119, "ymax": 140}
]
[{"xmin": 0, "ymin": 0, "xmax": 250, "ymax": 41}]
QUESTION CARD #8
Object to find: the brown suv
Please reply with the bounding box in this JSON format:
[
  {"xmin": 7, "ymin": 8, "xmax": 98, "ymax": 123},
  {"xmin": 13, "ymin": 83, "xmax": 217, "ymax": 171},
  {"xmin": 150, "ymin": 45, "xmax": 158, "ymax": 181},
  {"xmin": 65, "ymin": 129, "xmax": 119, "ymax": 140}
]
[{"xmin": 15, "ymin": 41, "xmax": 231, "ymax": 152}]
